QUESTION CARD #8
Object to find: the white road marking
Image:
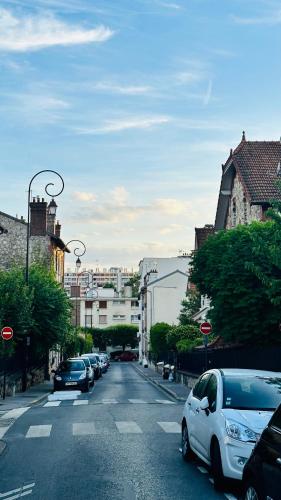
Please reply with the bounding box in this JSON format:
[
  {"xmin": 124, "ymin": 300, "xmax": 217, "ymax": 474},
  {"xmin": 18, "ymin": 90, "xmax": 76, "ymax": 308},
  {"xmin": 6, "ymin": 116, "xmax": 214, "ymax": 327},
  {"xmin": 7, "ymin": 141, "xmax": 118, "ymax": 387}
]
[
  {"xmin": 2, "ymin": 490, "xmax": 33, "ymax": 500},
  {"xmin": 157, "ymin": 422, "xmax": 181, "ymax": 433},
  {"xmin": 128, "ymin": 399, "xmax": 147, "ymax": 404},
  {"xmin": 0, "ymin": 427, "xmax": 10, "ymax": 439},
  {"xmin": 1, "ymin": 408, "xmax": 29, "ymax": 420},
  {"xmin": 102, "ymin": 399, "xmax": 118, "ymax": 404},
  {"xmin": 72, "ymin": 423, "xmax": 96, "ymax": 436},
  {"xmin": 224, "ymin": 495, "xmax": 238, "ymax": 500},
  {"xmin": 26, "ymin": 425, "xmax": 52, "ymax": 438},
  {"xmin": 73, "ymin": 400, "xmax": 89, "ymax": 406},
  {"xmin": 155, "ymin": 399, "xmax": 175, "ymax": 404},
  {"xmin": 48, "ymin": 391, "xmax": 81, "ymax": 401},
  {"xmin": 44, "ymin": 401, "xmax": 61, "ymax": 407},
  {"xmin": 115, "ymin": 421, "xmax": 142, "ymax": 434},
  {"xmin": 0, "ymin": 483, "xmax": 35, "ymax": 499},
  {"xmin": 197, "ymin": 466, "xmax": 208, "ymax": 474}
]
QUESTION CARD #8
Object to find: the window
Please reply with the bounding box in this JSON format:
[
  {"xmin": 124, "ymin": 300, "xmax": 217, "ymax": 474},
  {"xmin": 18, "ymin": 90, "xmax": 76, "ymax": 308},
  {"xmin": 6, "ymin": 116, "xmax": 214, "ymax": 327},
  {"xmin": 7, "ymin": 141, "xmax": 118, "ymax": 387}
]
[
  {"xmin": 113, "ymin": 314, "xmax": 126, "ymax": 321},
  {"xmin": 99, "ymin": 301, "xmax": 107, "ymax": 309},
  {"xmin": 131, "ymin": 300, "xmax": 139, "ymax": 307},
  {"xmin": 222, "ymin": 376, "xmax": 281, "ymax": 410},
  {"xmin": 99, "ymin": 315, "xmax": 107, "ymax": 324},
  {"xmin": 243, "ymin": 196, "xmax": 248, "ymax": 224},
  {"xmin": 85, "ymin": 315, "xmax": 92, "ymax": 327},
  {"xmin": 205, "ymin": 374, "xmax": 217, "ymax": 412},
  {"xmin": 85, "ymin": 301, "xmax": 92, "ymax": 309},
  {"xmin": 131, "ymin": 315, "xmax": 139, "ymax": 323},
  {"xmin": 232, "ymin": 198, "xmax": 237, "ymax": 227},
  {"xmin": 193, "ymin": 374, "xmax": 211, "ymax": 400}
]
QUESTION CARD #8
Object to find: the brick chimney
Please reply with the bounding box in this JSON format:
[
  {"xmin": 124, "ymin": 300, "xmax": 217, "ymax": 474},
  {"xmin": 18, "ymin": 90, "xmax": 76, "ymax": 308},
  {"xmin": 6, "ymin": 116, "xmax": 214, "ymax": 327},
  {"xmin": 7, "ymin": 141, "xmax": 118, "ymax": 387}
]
[
  {"xmin": 55, "ymin": 221, "xmax": 61, "ymax": 238},
  {"xmin": 30, "ymin": 196, "xmax": 47, "ymax": 236}
]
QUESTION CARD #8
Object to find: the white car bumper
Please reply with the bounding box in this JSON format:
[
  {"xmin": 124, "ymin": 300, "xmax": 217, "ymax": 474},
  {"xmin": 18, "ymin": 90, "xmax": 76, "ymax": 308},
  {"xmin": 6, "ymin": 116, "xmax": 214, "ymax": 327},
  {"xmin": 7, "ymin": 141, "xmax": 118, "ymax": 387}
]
[{"xmin": 220, "ymin": 436, "xmax": 255, "ymax": 480}]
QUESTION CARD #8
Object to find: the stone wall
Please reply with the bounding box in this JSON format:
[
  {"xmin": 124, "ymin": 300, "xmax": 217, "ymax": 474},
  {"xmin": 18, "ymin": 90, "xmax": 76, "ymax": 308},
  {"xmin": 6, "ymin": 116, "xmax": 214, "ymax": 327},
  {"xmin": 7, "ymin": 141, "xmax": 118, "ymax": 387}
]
[
  {"xmin": 0, "ymin": 212, "xmax": 52, "ymax": 270},
  {"xmin": 0, "ymin": 367, "xmax": 45, "ymax": 397},
  {"xmin": 226, "ymin": 174, "xmax": 262, "ymax": 229}
]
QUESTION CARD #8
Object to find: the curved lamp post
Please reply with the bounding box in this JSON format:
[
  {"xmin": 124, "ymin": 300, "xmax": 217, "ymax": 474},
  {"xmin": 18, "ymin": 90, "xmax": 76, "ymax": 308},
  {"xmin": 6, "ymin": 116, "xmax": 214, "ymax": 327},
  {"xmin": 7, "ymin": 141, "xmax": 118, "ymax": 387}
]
[{"xmin": 25, "ymin": 170, "xmax": 64, "ymax": 284}]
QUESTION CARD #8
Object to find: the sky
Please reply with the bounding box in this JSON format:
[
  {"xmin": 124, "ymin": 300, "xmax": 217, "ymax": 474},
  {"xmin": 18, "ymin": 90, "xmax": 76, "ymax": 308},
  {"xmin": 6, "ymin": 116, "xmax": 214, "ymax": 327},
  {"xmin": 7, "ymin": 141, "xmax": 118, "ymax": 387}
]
[{"xmin": 1, "ymin": 0, "xmax": 281, "ymax": 270}]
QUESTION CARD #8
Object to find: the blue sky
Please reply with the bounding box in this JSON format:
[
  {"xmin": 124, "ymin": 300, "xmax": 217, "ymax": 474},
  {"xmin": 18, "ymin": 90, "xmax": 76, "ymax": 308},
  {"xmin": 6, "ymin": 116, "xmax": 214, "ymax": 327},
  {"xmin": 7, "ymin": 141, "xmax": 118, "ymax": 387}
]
[{"xmin": 1, "ymin": 0, "xmax": 281, "ymax": 270}]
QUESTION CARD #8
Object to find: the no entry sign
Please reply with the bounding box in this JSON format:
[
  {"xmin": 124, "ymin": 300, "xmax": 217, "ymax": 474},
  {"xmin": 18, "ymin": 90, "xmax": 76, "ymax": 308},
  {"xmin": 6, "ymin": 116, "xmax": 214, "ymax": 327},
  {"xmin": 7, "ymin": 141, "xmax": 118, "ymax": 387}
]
[
  {"xmin": 1, "ymin": 326, "xmax": 13, "ymax": 341},
  {"xmin": 200, "ymin": 322, "xmax": 212, "ymax": 335}
]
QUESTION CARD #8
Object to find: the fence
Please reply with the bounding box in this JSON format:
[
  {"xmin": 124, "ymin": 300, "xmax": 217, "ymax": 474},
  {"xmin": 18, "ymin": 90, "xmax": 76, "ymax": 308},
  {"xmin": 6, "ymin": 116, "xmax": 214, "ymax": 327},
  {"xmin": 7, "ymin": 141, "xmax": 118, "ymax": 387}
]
[
  {"xmin": 0, "ymin": 348, "xmax": 46, "ymax": 397},
  {"xmin": 150, "ymin": 345, "xmax": 281, "ymax": 376}
]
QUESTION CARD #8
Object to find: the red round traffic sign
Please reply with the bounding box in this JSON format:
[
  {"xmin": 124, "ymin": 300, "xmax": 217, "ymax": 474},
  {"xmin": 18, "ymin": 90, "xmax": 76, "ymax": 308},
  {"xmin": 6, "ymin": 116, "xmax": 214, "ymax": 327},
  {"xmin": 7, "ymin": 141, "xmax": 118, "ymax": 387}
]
[
  {"xmin": 1, "ymin": 326, "xmax": 13, "ymax": 341},
  {"xmin": 200, "ymin": 322, "xmax": 212, "ymax": 335}
]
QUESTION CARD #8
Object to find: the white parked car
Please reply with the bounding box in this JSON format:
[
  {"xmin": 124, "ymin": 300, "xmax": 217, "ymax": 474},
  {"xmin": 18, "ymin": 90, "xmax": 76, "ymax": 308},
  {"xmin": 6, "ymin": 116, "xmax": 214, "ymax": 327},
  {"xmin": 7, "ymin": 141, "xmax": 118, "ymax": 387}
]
[{"xmin": 181, "ymin": 368, "xmax": 281, "ymax": 490}]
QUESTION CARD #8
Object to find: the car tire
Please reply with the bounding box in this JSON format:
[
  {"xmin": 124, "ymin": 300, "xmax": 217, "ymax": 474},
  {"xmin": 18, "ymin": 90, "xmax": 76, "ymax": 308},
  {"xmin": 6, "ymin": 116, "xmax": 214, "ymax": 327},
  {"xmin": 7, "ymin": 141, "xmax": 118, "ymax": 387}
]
[
  {"xmin": 243, "ymin": 479, "xmax": 263, "ymax": 500},
  {"xmin": 182, "ymin": 423, "xmax": 193, "ymax": 461},
  {"xmin": 211, "ymin": 440, "xmax": 226, "ymax": 491}
]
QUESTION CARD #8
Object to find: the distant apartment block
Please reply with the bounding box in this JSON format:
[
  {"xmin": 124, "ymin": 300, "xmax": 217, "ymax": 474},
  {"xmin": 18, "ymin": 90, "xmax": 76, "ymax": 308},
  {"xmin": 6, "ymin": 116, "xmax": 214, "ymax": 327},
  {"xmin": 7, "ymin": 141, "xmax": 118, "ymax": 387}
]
[{"xmin": 64, "ymin": 266, "xmax": 135, "ymax": 297}]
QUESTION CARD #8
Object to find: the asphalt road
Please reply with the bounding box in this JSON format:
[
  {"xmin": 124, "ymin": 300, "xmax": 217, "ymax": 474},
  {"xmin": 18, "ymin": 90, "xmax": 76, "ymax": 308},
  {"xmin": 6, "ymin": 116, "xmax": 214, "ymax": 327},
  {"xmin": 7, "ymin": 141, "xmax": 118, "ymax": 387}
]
[{"xmin": 0, "ymin": 363, "xmax": 231, "ymax": 500}]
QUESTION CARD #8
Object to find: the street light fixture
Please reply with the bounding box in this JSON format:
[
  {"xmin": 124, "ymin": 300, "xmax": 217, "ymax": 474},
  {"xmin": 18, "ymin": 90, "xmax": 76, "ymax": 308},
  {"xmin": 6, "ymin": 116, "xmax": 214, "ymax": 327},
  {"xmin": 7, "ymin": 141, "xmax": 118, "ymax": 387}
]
[{"xmin": 25, "ymin": 170, "xmax": 64, "ymax": 284}]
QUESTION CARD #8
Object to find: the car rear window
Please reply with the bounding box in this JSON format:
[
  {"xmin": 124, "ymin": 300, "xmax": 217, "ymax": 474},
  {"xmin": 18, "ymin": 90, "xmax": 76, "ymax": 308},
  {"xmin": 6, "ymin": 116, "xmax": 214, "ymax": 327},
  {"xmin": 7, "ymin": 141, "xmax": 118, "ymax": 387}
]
[
  {"xmin": 59, "ymin": 361, "xmax": 85, "ymax": 372},
  {"xmin": 80, "ymin": 357, "xmax": 90, "ymax": 368},
  {"xmin": 223, "ymin": 376, "xmax": 281, "ymax": 410}
]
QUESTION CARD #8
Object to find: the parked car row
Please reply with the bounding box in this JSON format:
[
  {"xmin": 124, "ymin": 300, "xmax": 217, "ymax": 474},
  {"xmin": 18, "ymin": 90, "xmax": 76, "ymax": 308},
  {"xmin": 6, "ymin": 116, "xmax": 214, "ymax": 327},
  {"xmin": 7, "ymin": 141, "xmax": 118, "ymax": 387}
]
[
  {"xmin": 181, "ymin": 368, "xmax": 281, "ymax": 499},
  {"xmin": 52, "ymin": 352, "xmax": 110, "ymax": 392}
]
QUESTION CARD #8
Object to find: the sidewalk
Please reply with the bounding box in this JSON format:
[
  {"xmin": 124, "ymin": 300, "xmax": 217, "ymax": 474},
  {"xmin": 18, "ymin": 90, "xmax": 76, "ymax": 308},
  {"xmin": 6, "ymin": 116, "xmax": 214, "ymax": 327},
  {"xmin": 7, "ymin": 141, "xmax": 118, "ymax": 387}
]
[
  {"xmin": 132, "ymin": 363, "xmax": 190, "ymax": 402},
  {"xmin": 0, "ymin": 380, "xmax": 53, "ymax": 415}
]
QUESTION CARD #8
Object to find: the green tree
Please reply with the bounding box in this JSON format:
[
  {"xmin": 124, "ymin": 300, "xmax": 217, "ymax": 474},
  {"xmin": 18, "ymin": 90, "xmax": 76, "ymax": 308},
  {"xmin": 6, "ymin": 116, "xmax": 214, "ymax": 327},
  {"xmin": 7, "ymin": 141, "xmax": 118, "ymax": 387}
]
[
  {"xmin": 178, "ymin": 289, "xmax": 201, "ymax": 326},
  {"xmin": 0, "ymin": 267, "xmax": 33, "ymax": 357},
  {"xmin": 103, "ymin": 282, "xmax": 115, "ymax": 289},
  {"xmin": 166, "ymin": 324, "xmax": 201, "ymax": 352},
  {"xmin": 107, "ymin": 324, "xmax": 138, "ymax": 351},
  {"xmin": 92, "ymin": 327, "xmax": 111, "ymax": 350},
  {"xmin": 124, "ymin": 273, "xmax": 140, "ymax": 296},
  {"xmin": 28, "ymin": 265, "xmax": 72, "ymax": 359},
  {"xmin": 149, "ymin": 322, "xmax": 170, "ymax": 354},
  {"xmin": 191, "ymin": 221, "xmax": 281, "ymax": 344}
]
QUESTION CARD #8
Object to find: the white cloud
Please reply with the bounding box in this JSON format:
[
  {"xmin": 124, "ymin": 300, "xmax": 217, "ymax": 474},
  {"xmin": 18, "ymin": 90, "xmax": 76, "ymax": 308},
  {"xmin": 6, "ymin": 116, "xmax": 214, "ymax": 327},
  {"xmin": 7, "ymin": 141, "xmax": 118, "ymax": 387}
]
[
  {"xmin": 153, "ymin": 198, "xmax": 188, "ymax": 215},
  {"xmin": 75, "ymin": 115, "xmax": 171, "ymax": 134},
  {"xmin": 231, "ymin": 10, "xmax": 281, "ymax": 25},
  {"xmin": 73, "ymin": 192, "xmax": 96, "ymax": 202},
  {"xmin": 111, "ymin": 186, "xmax": 129, "ymax": 206},
  {"xmin": 156, "ymin": 1, "xmax": 182, "ymax": 9},
  {"xmin": 159, "ymin": 223, "xmax": 184, "ymax": 235},
  {"xmin": 0, "ymin": 8, "xmax": 114, "ymax": 52},
  {"xmin": 202, "ymin": 79, "xmax": 212, "ymax": 106},
  {"xmin": 93, "ymin": 82, "xmax": 152, "ymax": 95},
  {"xmin": 175, "ymin": 71, "xmax": 204, "ymax": 85}
]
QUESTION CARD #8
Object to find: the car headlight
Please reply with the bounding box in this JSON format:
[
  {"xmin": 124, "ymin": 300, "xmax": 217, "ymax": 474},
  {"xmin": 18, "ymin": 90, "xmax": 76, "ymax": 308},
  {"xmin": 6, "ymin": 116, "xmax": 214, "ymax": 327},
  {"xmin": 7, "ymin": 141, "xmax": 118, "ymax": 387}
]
[
  {"xmin": 225, "ymin": 419, "xmax": 258, "ymax": 443},
  {"xmin": 55, "ymin": 375, "xmax": 62, "ymax": 381},
  {"xmin": 79, "ymin": 373, "xmax": 86, "ymax": 380}
]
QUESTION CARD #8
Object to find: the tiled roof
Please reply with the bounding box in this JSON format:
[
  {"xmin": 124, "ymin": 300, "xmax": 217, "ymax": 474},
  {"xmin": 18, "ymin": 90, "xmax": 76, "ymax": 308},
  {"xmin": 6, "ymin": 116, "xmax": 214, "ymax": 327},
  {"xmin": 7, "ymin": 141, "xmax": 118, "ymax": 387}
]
[
  {"xmin": 195, "ymin": 225, "xmax": 215, "ymax": 250},
  {"xmin": 229, "ymin": 140, "xmax": 281, "ymax": 203}
]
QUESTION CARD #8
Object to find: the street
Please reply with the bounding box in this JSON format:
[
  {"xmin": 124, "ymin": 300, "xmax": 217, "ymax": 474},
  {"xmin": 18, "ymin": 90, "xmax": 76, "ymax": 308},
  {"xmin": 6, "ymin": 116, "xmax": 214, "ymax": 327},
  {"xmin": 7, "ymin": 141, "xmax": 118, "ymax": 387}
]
[{"xmin": 0, "ymin": 363, "xmax": 232, "ymax": 500}]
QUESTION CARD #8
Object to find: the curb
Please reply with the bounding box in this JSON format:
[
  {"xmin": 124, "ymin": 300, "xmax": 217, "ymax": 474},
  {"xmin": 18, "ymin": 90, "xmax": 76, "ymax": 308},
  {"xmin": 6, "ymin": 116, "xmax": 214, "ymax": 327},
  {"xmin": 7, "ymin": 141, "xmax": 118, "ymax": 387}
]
[
  {"xmin": 0, "ymin": 440, "xmax": 7, "ymax": 456},
  {"xmin": 132, "ymin": 364, "xmax": 187, "ymax": 402},
  {"xmin": 30, "ymin": 391, "xmax": 51, "ymax": 407}
]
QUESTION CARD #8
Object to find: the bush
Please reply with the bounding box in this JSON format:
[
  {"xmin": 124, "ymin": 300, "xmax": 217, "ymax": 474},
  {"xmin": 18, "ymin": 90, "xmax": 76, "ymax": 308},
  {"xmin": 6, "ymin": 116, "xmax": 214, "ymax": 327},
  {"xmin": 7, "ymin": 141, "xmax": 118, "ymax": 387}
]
[{"xmin": 149, "ymin": 322, "xmax": 170, "ymax": 354}]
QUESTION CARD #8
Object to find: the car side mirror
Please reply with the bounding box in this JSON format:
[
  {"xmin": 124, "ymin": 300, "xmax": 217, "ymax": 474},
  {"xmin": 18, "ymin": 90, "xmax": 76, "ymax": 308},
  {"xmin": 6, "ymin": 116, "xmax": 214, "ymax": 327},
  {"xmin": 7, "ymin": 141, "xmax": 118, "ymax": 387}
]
[{"xmin": 199, "ymin": 396, "xmax": 209, "ymax": 411}]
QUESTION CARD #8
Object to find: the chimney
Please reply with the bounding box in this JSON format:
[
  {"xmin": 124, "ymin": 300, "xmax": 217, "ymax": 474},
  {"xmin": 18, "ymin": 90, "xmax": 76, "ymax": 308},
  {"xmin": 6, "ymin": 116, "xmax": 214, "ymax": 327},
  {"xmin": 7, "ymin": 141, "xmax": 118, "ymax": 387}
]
[
  {"xmin": 30, "ymin": 197, "xmax": 47, "ymax": 236},
  {"xmin": 55, "ymin": 221, "xmax": 61, "ymax": 238}
]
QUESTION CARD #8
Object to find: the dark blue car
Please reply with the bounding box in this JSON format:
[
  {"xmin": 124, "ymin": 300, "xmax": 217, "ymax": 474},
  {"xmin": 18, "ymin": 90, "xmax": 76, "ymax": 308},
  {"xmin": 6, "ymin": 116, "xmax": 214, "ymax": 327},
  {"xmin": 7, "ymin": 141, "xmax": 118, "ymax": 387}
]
[{"xmin": 53, "ymin": 359, "xmax": 90, "ymax": 393}]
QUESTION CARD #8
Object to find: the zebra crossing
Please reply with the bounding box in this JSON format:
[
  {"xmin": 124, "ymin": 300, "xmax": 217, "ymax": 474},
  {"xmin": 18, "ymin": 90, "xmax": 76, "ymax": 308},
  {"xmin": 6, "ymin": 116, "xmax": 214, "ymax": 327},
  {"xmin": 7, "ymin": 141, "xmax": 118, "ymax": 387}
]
[
  {"xmin": 23, "ymin": 420, "xmax": 181, "ymax": 438},
  {"xmin": 42, "ymin": 398, "xmax": 176, "ymax": 407}
]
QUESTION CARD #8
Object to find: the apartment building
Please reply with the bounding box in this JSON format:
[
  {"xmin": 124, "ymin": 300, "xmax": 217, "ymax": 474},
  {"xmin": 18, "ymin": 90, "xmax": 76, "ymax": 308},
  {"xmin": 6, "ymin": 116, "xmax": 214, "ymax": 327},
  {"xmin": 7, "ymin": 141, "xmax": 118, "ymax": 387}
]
[{"xmin": 64, "ymin": 266, "xmax": 135, "ymax": 297}]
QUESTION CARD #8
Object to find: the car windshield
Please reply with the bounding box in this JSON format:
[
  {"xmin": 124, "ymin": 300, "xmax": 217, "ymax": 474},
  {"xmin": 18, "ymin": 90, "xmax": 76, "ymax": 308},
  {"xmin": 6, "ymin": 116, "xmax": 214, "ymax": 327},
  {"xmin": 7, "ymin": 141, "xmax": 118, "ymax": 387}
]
[
  {"xmin": 58, "ymin": 361, "xmax": 85, "ymax": 372},
  {"xmin": 223, "ymin": 375, "xmax": 281, "ymax": 410},
  {"xmin": 80, "ymin": 358, "xmax": 90, "ymax": 368},
  {"xmin": 84, "ymin": 356, "xmax": 97, "ymax": 364}
]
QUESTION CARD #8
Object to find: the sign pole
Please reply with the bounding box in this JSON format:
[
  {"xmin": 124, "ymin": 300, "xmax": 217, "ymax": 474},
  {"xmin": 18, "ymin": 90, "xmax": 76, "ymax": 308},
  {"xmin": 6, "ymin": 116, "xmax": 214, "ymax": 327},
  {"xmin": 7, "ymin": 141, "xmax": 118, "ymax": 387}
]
[
  {"xmin": 3, "ymin": 340, "xmax": 6, "ymax": 400},
  {"xmin": 204, "ymin": 335, "xmax": 208, "ymax": 372}
]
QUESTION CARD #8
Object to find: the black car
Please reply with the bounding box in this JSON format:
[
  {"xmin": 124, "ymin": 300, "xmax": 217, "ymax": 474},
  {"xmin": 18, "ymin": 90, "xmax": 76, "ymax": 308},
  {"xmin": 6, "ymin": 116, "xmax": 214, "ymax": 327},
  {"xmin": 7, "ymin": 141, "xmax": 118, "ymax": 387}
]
[
  {"xmin": 81, "ymin": 354, "xmax": 101, "ymax": 380},
  {"xmin": 53, "ymin": 359, "xmax": 90, "ymax": 392},
  {"xmin": 242, "ymin": 403, "xmax": 281, "ymax": 500}
]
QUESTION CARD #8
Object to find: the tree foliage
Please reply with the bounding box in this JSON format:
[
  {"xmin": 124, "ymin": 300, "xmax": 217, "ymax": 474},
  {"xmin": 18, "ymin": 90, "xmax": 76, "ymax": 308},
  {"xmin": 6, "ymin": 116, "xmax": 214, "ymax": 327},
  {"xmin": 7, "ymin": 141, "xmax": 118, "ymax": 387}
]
[
  {"xmin": 166, "ymin": 324, "xmax": 201, "ymax": 351},
  {"xmin": 149, "ymin": 322, "xmax": 170, "ymax": 354},
  {"xmin": 124, "ymin": 273, "xmax": 140, "ymax": 296},
  {"xmin": 178, "ymin": 289, "xmax": 201, "ymax": 326},
  {"xmin": 191, "ymin": 221, "xmax": 281, "ymax": 344}
]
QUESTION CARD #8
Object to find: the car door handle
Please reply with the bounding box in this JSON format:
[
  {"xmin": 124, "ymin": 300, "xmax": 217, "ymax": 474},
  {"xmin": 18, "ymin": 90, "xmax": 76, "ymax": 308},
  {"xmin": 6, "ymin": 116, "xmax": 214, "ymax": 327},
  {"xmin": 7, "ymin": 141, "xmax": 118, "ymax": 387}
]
[
  {"xmin": 276, "ymin": 458, "xmax": 281, "ymax": 466},
  {"xmin": 188, "ymin": 402, "xmax": 191, "ymax": 406},
  {"xmin": 195, "ymin": 408, "xmax": 200, "ymax": 414}
]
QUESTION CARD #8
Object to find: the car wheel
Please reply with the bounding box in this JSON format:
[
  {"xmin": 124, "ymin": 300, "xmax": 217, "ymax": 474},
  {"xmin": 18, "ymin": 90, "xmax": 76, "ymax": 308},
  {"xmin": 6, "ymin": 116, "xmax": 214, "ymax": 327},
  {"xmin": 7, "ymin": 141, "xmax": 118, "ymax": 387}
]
[
  {"xmin": 211, "ymin": 440, "xmax": 226, "ymax": 491},
  {"xmin": 182, "ymin": 423, "xmax": 193, "ymax": 461},
  {"xmin": 244, "ymin": 479, "xmax": 262, "ymax": 500}
]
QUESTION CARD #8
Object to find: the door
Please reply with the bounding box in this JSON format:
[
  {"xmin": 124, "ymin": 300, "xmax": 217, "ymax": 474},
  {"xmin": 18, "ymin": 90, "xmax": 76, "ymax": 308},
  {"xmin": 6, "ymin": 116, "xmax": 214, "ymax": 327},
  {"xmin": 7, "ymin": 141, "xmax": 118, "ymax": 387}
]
[
  {"xmin": 188, "ymin": 373, "xmax": 211, "ymax": 451},
  {"xmin": 192, "ymin": 374, "xmax": 218, "ymax": 461},
  {"xmin": 261, "ymin": 407, "xmax": 281, "ymax": 499}
]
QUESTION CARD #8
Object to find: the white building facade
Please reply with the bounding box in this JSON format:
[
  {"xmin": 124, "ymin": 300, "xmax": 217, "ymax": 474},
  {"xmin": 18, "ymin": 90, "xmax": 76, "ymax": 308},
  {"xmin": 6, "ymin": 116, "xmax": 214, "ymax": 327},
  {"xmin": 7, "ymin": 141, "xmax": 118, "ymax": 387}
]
[
  {"xmin": 138, "ymin": 256, "xmax": 189, "ymax": 361},
  {"xmin": 64, "ymin": 267, "xmax": 135, "ymax": 297}
]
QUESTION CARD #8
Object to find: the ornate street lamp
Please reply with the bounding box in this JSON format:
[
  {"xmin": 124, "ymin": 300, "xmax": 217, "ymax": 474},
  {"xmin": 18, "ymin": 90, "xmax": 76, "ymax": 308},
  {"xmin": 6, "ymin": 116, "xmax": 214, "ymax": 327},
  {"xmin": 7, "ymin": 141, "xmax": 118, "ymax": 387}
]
[{"xmin": 25, "ymin": 170, "xmax": 64, "ymax": 284}]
